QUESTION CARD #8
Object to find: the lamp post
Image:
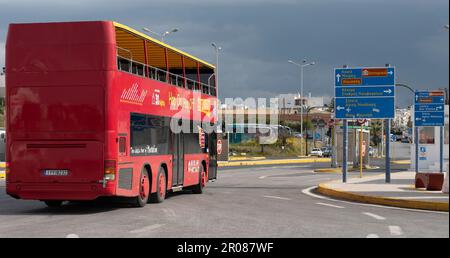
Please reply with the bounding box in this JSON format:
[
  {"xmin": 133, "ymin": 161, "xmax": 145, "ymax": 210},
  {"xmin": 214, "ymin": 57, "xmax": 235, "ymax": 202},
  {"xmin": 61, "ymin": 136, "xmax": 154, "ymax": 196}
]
[
  {"xmin": 288, "ymin": 59, "xmax": 316, "ymax": 155},
  {"xmin": 142, "ymin": 27, "xmax": 179, "ymax": 42},
  {"xmin": 211, "ymin": 43, "xmax": 222, "ymax": 97}
]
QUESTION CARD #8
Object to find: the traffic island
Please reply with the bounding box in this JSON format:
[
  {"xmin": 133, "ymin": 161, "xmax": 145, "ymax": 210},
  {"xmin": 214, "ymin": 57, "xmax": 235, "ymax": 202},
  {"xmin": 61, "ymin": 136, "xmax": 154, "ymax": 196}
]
[
  {"xmin": 219, "ymin": 157, "xmax": 331, "ymax": 167},
  {"xmin": 317, "ymin": 172, "xmax": 449, "ymax": 212}
]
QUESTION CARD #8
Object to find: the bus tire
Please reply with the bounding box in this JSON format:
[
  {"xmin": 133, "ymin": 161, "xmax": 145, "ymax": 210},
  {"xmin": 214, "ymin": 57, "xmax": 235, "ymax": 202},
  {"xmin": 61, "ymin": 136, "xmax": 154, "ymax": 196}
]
[
  {"xmin": 44, "ymin": 201, "xmax": 64, "ymax": 208},
  {"xmin": 150, "ymin": 168, "xmax": 166, "ymax": 203},
  {"xmin": 192, "ymin": 166, "xmax": 206, "ymax": 194},
  {"xmin": 134, "ymin": 168, "xmax": 150, "ymax": 207}
]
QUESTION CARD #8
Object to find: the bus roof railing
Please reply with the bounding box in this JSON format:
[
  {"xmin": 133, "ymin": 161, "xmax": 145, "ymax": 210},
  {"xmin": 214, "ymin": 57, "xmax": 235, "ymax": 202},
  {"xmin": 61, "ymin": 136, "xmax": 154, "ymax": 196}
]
[{"xmin": 117, "ymin": 54, "xmax": 217, "ymax": 96}]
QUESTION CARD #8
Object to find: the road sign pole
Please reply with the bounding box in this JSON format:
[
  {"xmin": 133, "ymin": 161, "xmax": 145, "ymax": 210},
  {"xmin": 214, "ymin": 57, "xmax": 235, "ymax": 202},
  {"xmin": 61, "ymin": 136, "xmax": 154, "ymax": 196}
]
[
  {"xmin": 381, "ymin": 120, "xmax": 384, "ymax": 157},
  {"xmin": 440, "ymin": 126, "xmax": 444, "ymax": 173},
  {"xmin": 360, "ymin": 124, "xmax": 363, "ymax": 178},
  {"xmin": 415, "ymin": 126, "xmax": 419, "ymax": 173},
  {"xmin": 385, "ymin": 119, "xmax": 391, "ymax": 183},
  {"xmin": 332, "ymin": 125, "xmax": 337, "ymax": 168},
  {"xmin": 343, "ymin": 119, "xmax": 348, "ymax": 183}
]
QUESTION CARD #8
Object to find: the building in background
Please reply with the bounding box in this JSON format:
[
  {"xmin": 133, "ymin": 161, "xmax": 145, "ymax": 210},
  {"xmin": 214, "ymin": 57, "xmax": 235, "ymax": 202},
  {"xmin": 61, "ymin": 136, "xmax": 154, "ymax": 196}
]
[
  {"xmin": 393, "ymin": 107, "xmax": 412, "ymax": 130},
  {"xmin": 277, "ymin": 93, "xmax": 325, "ymax": 115}
]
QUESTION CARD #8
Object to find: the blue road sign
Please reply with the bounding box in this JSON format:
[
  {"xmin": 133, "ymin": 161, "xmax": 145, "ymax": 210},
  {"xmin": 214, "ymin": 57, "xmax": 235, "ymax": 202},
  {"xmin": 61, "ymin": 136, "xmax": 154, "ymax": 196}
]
[
  {"xmin": 335, "ymin": 97, "xmax": 395, "ymax": 119},
  {"xmin": 415, "ymin": 111, "xmax": 445, "ymax": 127},
  {"xmin": 335, "ymin": 86, "xmax": 395, "ymax": 98},
  {"xmin": 335, "ymin": 67, "xmax": 395, "ymax": 119},
  {"xmin": 415, "ymin": 104, "xmax": 445, "ymax": 112},
  {"xmin": 414, "ymin": 90, "xmax": 445, "ymax": 127},
  {"xmin": 335, "ymin": 67, "xmax": 395, "ymax": 87}
]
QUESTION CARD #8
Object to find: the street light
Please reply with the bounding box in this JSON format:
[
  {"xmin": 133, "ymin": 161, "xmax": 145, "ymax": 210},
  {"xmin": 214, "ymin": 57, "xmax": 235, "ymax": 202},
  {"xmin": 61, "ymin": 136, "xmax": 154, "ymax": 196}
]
[
  {"xmin": 211, "ymin": 42, "xmax": 222, "ymax": 97},
  {"xmin": 288, "ymin": 59, "xmax": 316, "ymax": 155},
  {"xmin": 142, "ymin": 27, "xmax": 179, "ymax": 42}
]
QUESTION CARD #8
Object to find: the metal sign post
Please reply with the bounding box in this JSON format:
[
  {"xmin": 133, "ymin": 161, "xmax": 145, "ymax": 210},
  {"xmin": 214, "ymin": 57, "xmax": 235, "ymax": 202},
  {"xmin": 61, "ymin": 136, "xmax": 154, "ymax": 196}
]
[
  {"xmin": 385, "ymin": 119, "xmax": 391, "ymax": 183},
  {"xmin": 343, "ymin": 120, "xmax": 348, "ymax": 183},
  {"xmin": 415, "ymin": 126, "xmax": 419, "ymax": 173},
  {"xmin": 359, "ymin": 124, "xmax": 364, "ymax": 178},
  {"xmin": 440, "ymin": 126, "xmax": 444, "ymax": 173}
]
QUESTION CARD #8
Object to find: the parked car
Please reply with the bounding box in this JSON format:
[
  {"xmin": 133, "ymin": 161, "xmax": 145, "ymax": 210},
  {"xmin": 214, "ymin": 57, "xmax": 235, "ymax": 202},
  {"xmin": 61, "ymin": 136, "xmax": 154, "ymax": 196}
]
[
  {"xmin": 321, "ymin": 147, "xmax": 332, "ymax": 157},
  {"xmin": 401, "ymin": 137, "xmax": 410, "ymax": 143},
  {"xmin": 310, "ymin": 148, "xmax": 323, "ymax": 157}
]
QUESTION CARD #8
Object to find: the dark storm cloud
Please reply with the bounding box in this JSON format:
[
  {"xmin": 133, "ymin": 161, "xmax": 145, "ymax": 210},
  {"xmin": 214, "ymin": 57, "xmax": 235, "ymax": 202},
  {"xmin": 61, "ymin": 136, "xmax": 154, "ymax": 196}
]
[{"xmin": 0, "ymin": 0, "xmax": 448, "ymax": 107}]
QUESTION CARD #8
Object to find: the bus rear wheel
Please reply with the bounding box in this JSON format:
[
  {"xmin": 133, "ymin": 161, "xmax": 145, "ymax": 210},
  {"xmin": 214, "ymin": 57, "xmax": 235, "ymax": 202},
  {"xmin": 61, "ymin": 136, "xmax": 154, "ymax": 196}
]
[
  {"xmin": 134, "ymin": 169, "xmax": 150, "ymax": 207},
  {"xmin": 44, "ymin": 201, "xmax": 64, "ymax": 208},
  {"xmin": 150, "ymin": 168, "xmax": 167, "ymax": 203},
  {"xmin": 192, "ymin": 166, "xmax": 206, "ymax": 194}
]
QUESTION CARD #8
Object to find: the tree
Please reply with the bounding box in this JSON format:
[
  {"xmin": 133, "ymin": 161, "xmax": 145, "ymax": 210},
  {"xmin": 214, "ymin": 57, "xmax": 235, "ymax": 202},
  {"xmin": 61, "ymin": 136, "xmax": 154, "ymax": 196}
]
[{"xmin": 370, "ymin": 120, "xmax": 383, "ymax": 146}]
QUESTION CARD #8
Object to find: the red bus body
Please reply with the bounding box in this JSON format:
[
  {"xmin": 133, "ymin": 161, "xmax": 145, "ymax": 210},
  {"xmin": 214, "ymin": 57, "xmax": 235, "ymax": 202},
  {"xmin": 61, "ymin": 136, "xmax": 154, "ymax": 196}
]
[{"xmin": 5, "ymin": 21, "xmax": 218, "ymax": 204}]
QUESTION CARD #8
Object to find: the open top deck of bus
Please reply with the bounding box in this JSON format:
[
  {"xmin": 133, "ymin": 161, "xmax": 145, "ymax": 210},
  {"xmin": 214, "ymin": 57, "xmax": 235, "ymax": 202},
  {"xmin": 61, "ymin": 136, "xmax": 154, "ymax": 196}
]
[{"xmin": 113, "ymin": 22, "xmax": 215, "ymax": 69}]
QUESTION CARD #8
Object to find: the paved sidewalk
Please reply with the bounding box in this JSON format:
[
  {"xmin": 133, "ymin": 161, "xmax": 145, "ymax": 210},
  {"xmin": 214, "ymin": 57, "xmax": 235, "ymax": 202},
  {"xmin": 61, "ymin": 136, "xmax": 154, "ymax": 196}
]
[{"xmin": 318, "ymin": 172, "xmax": 449, "ymax": 212}]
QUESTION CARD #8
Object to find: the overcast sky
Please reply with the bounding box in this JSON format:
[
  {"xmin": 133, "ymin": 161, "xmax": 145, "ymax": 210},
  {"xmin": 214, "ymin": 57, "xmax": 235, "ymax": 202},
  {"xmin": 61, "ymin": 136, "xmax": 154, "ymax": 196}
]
[{"xmin": 0, "ymin": 0, "xmax": 448, "ymax": 107}]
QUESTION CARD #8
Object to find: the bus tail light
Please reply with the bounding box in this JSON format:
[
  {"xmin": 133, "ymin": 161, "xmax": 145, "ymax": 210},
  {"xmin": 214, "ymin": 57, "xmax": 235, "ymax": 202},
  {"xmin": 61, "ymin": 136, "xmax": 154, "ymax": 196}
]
[
  {"xmin": 104, "ymin": 160, "xmax": 116, "ymax": 181},
  {"xmin": 5, "ymin": 162, "xmax": 10, "ymax": 180}
]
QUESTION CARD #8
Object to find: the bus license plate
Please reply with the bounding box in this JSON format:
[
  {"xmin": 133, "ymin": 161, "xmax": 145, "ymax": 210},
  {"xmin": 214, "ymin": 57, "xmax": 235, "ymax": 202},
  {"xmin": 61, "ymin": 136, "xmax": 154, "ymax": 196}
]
[{"xmin": 43, "ymin": 170, "xmax": 70, "ymax": 176}]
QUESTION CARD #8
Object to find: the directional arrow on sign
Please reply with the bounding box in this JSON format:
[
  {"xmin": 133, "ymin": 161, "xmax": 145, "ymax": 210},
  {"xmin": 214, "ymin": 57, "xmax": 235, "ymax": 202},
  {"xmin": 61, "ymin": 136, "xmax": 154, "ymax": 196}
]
[
  {"xmin": 337, "ymin": 106, "xmax": 345, "ymax": 111},
  {"xmin": 336, "ymin": 74, "xmax": 341, "ymax": 83},
  {"xmin": 388, "ymin": 71, "xmax": 394, "ymax": 75},
  {"xmin": 373, "ymin": 108, "xmax": 380, "ymax": 113},
  {"xmin": 384, "ymin": 89, "xmax": 392, "ymax": 94}
]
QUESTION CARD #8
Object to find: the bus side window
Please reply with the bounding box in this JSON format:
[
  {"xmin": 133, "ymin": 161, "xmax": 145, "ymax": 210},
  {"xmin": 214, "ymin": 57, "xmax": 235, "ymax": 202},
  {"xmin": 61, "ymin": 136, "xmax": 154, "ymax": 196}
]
[{"xmin": 119, "ymin": 137, "xmax": 127, "ymax": 156}]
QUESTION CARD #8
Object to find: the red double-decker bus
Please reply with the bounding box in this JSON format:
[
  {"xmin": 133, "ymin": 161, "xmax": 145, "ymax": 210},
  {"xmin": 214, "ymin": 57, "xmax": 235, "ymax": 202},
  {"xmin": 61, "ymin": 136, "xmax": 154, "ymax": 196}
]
[{"xmin": 5, "ymin": 21, "xmax": 219, "ymax": 207}]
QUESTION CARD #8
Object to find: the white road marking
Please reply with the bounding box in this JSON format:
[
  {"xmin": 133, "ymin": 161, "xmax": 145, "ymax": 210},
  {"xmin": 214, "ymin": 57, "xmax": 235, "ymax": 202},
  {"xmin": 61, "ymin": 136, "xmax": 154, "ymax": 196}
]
[
  {"xmin": 362, "ymin": 212, "xmax": 386, "ymax": 221},
  {"xmin": 263, "ymin": 195, "xmax": 292, "ymax": 201},
  {"xmin": 258, "ymin": 176, "xmax": 267, "ymax": 179},
  {"xmin": 366, "ymin": 234, "xmax": 380, "ymax": 238},
  {"xmin": 389, "ymin": 226, "xmax": 404, "ymax": 236},
  {"xmin": 129, "ymin": 224, "xmax": 165, "ymax": 234},
  {"xmin": 316, "ymin": 202, "xmax": 345, "ymax": 209},
  {"xmin": 66, "ymin": 234, "xmax": 80, "ymax": 238},
  {"xmin": 301, "ymin": 186, "xmax": 448, "ymax": 215}
]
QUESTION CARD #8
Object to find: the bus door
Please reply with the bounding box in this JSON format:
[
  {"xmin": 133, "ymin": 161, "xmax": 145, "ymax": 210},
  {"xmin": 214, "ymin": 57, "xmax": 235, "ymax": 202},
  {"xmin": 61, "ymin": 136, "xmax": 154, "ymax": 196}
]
[
  {"xmin": 208, "ymin": 132, "xmax": 218, "ymax": 180},
  {"xmin": 172, "ymin": 133, "xmax": 184, "ymax": 186}
]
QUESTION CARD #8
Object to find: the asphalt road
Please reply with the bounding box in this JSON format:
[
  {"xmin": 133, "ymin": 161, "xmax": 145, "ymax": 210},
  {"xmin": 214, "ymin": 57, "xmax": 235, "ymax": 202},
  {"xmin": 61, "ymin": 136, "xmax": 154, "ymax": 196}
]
[{"xmin": 0, "ymin": 164, "xmax": 448, "ymax": 238}]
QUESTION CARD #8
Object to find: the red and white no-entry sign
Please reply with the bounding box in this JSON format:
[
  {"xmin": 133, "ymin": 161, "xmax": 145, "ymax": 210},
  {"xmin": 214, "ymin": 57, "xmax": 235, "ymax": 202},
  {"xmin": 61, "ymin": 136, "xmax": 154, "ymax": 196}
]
[
  {"xmin": 357, "ymin": 119, "xmax": 367, "ymax": 125},
  {"xmin": 217, "ymin": 140, "xmax": 223, "ymax": 155}
]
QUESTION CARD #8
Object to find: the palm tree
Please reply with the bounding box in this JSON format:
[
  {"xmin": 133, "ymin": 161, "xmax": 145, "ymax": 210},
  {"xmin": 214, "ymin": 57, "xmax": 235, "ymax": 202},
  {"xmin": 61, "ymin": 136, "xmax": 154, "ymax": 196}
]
[{"xmin": 370, "ymin": 120, "xmax": 383, "ymax": 147}]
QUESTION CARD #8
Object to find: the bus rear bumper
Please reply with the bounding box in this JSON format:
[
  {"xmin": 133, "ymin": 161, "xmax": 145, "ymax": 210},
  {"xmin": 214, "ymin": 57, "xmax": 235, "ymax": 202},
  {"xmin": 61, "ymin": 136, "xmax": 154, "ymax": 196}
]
[{"xmin": 6, "ymin": 182, "xmax": 116, "ymax": 201}]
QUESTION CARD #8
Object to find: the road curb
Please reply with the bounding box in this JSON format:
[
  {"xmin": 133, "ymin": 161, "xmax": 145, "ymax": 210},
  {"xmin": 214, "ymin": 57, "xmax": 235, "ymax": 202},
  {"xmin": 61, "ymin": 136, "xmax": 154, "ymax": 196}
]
[
  {"xmin": 314, "ymin": 168, "xmax": 342, "ymax": 173},
  {"xmin": 219, "ymin": 158, "xmax": 331, "ymax": 167},
  {"xmin": 229, "ymin": 157, "xmax": 266, "ymax": 161},
  {"xmin": 314, "ymin": 166, "xmax": 381, "ymax": 173},
  {"xmin": 317, "ymin": 183, "xmax": 449, "ymax": 212}
]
